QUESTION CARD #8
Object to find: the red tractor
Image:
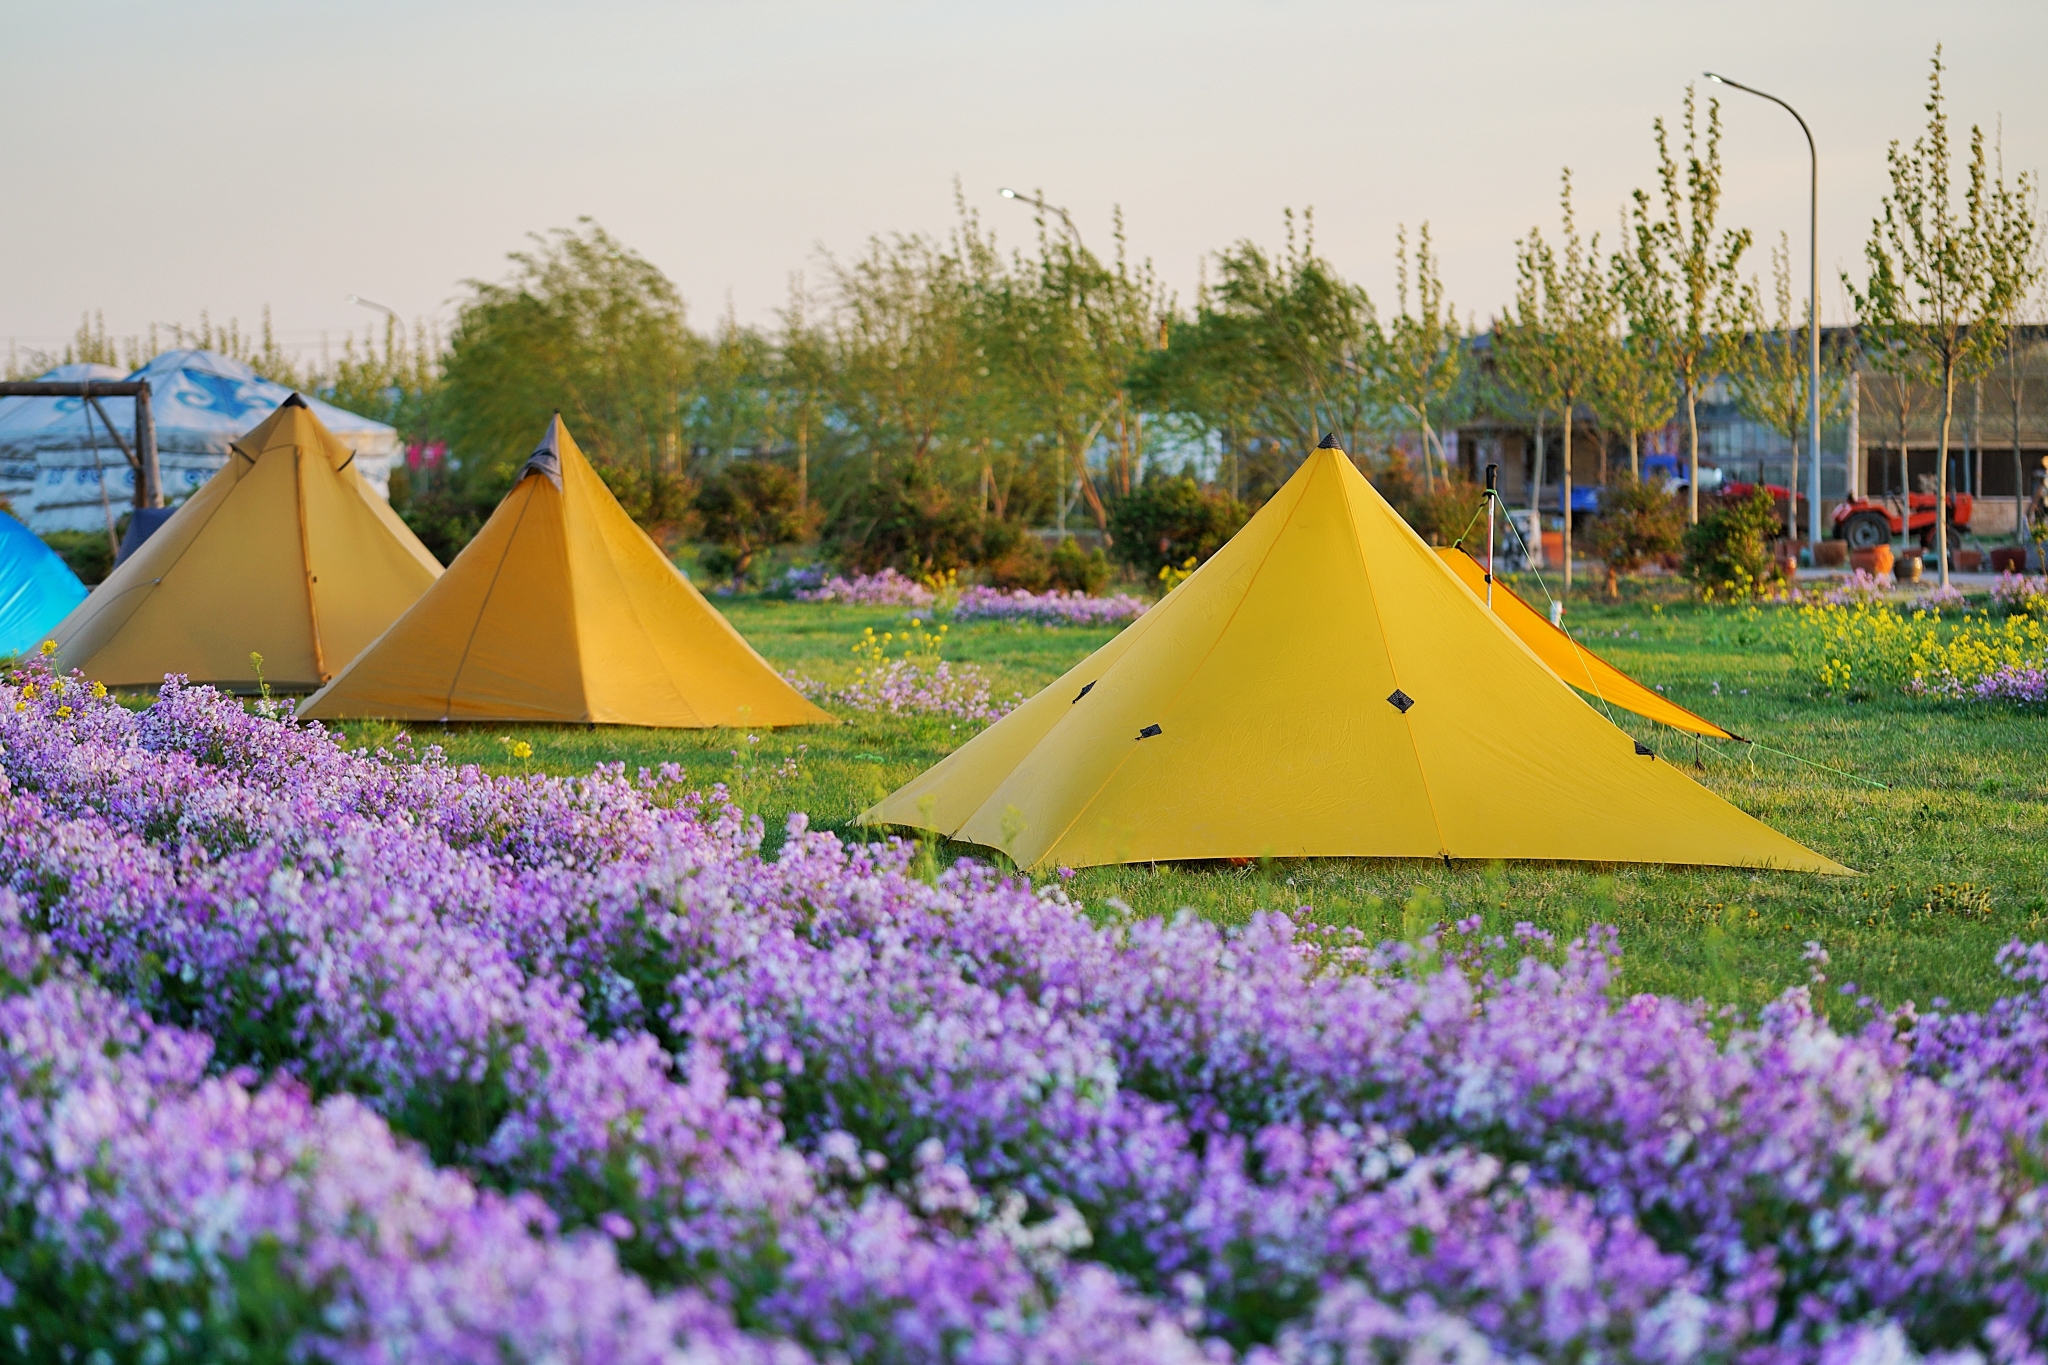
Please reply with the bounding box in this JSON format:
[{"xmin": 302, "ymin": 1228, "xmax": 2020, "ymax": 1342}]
[{"xmin": 1829, "ymin": 492, "xmax": 1973, "ymax": 551}]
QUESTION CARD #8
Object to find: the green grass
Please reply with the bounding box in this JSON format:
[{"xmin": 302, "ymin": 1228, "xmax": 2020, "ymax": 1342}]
[{"xmin": 323, "ymin": 584, "xmax": 2048, "ymax": 1016}]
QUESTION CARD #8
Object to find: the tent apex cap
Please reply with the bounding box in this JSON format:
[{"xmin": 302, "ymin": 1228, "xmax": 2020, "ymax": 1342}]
[
  {"xmin": 523, "ymin": 415, "xmax": 566, "ymax": 488},
  {"xmin": 281, "ymin": 393, "xmax": 309, "ymax": 409},
  {"xmin": 1316, "ymin": 432, "xmax": 1342, "ymax": 450}
]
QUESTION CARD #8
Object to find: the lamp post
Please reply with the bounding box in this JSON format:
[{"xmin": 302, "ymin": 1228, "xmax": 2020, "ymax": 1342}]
[
  {"xmin": 1705, "ymin": 72, "xmax": 1823, "ymax": 549},
  {"xmin": 998, "ymin": 187, "xmax": 1084, "ymax": 248}
]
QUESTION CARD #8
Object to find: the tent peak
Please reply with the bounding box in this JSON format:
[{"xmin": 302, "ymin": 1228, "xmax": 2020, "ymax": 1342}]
[
  {"xmin": 1316, "ymin": 432, "xmax": 1343, "ymax": 450},
  {"xmin": 522, "ymin": 417, "xmax": 566, "ymax": 489},
  {"xmin": 281, "ymin": 393, "xmax": 309, "ymax": 410}
]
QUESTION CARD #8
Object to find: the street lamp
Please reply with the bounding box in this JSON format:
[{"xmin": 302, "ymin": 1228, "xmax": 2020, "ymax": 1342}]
[
  {"xmin": 347, "ymin": 293, "xmax": 401, "ymax": 324},
  {"xmin": 998, "ymin": 187, "xmax": 1083, "ymax": 247},
  {"xmin": 1705, "ymin": 71, "xmax": 1823, "ymax": 549}
]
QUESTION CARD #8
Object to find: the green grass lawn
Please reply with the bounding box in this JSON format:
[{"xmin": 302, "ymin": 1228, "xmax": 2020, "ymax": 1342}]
[{"xmin": 324, "ymin": 581, "xmax": 2048, "ymax": 1016}]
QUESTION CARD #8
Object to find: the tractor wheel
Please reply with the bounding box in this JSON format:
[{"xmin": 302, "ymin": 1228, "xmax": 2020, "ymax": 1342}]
[
  {"xmin": 1917, "ymin": 523, "xmax": 1967, "ymax": 552},
  {"xmin": 1842, "ymin": 513, "xmax": 1891, "ymax": 551}
]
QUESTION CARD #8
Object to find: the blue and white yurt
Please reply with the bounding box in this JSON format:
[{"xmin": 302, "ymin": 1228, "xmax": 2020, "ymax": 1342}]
[
  {"xmin": 0, "ymin": 363, "xmax": 128, "ymax": 516},
  {"xmin": 12, "ymin": 350, "xmax": 399, "ymax": 534},
  {"xmin": 0, "ymin": 513, "xmax": 85, "ymax": 657}
]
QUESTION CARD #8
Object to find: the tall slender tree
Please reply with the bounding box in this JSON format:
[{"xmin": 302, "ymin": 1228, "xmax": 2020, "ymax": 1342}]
[
  {"xmin": 1615, "ymin": 87, "xmax": 1751, "ymax": 524},
  {"xmin": 1495, "ymin": 173, "xmax": 1616, "ymax": 590},
  {"xmin": 1731, "ymin": 234, "xmax": 1851, "ymax": 540},
  {"xmin": 1846, "ymin": 48, "xmax": 2042, "ymax": 584},
  {"xmin": 1380, "ymin": 224, "xmax": 1464, "ymax": 491}
]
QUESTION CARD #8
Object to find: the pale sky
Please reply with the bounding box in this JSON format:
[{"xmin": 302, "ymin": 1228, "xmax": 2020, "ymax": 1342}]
[{"xmin": 5, "ymin": 1, "xmax": 2045, "ymax": 366}]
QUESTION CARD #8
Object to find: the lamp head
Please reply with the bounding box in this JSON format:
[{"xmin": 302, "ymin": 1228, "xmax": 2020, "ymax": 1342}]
[{"xmin": 999, "ymin": 188, "xmax": 1019, "ymax": 199}]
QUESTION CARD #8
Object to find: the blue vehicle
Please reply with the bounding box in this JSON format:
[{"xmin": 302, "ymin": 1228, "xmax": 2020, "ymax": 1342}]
[{"xmin": 1641, "ymin": 454, "xmax": 1724, "ymax": 497}]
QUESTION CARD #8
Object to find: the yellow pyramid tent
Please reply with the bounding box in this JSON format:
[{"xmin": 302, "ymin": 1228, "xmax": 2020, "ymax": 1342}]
[
  {"xmin": 1433, "ymin": 545, "xmax": 1740, "ymax": 741},
  {"xmin": 863, "ymin": 438, "xmax": 1847, "ymax": 873},
  {"xmin": 49, "ymin": 396, "xmax": 442, "ymax": 690},
  {"xmin": 300, "ymin": 415, "xmax": 832, "ymax": 728}
]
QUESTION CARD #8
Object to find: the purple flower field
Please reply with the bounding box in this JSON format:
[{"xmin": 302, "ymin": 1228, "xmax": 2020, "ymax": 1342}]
[
  {"xmin": 953, "ymin": 585, "xmax": 1150, "ymax": 626},
  {"xmin": 1, "ymin": 657, "xmax": 2046, "ymax": 1363}
]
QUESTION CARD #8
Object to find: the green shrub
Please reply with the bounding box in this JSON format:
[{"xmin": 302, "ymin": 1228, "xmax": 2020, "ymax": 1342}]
[
  {"xmin": 1049, "ymin": 538, "xmax": 1110, "ymax": 593},
  {"xmin": 41, "ymin": 529, "xmax": 116, "ymax": 586},
  {"xmin": 985, "ymin": 536, "xmax": 1111, "ymax": 593},
  {"xmin": 1592, "ymin": 473, "xmax": 1685, "ymax": 574},
  {"xmin": 1107, "ymin": 475, "xmax": 1247, "ymax": 576},
  {"xmin": 1370, "ymin": 452, "xmax": 1482, "ymax": 546},
  {"xmin": 1683, "ymin": 485, "xmax": 1781, "ymax": 599},
  {"xmin": 694, "ymin": 461, "xmax": 813, "ymax": 584},
  {"xmin": 827, "ymin": 466, "xmax": 1021, "ymax": 574},
  {"xmin": 398, "ymin": 485, "xmax": 496, "ymax": 567}
]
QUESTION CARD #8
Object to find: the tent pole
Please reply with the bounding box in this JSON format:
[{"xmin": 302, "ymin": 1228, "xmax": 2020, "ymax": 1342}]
[{"xmin": 1483, "ymin": 463, "xmax": 1498, "ymax": 609}]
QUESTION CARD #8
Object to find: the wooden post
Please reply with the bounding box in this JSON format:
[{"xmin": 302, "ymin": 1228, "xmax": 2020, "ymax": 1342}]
[{"xmin": 135, "ymin": 381, "xmax": 161, "ymax": 509}]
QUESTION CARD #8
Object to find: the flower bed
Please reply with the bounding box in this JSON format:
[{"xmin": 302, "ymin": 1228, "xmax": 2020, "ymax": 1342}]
[
  {"xmin": 793, "ymin": 568, "xmax": 934, "ymax": 607},
  {"xmin": 2, "ymin": 661, "xmax": 2048, "ymax": 1360},
  {"xmin": 954, "ymin": 584, "xmax": 1148, "ymax": 626},
  {"xmin": 1792, "ymin": 597, "xmax": 2048, "ymax": 703}
]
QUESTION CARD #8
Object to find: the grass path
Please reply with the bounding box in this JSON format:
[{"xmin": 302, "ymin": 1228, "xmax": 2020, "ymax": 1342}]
[{"xmin": 325, "ymin": 584, "xmax": 2048, "ymax": 1015}]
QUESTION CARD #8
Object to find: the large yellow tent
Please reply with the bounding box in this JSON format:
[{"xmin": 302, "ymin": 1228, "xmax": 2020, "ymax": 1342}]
[
  {"xmin": 49, "ymin": 396, "xmax": 442, "ymax": 690},
  {"xmin": 1433, "ymin": 545, "xmax": 1741, "ymax": 741},
  {"xmin": 863, "ymin": 438, "xmax": 1847, "ymax": 873},
  {"xmin": 300, "ymin": 415, "xmax": 832, "ymax": 728}
]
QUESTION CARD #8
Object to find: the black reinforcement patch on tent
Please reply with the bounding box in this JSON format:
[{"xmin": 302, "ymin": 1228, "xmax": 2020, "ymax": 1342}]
[
  {"xmin": 1137, "ymin": 723, "xmax": 1162, "ymax": 739},
  {"xmin": 1072, "ymin": 681, "xmax": 1095, "ymax": 704},
  {"xmin": 1635, "ymin": 741, "xmax": 1655, "ymax": 757},
  {"xmin": 1387, "ymin": 689, "xmax": 1414, "ymax": 714}
]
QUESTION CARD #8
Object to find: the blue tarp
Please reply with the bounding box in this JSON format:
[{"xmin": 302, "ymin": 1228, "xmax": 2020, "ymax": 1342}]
[{"xmin": 0, "ymin": 511, "xmax": 85, "ymax": 658}]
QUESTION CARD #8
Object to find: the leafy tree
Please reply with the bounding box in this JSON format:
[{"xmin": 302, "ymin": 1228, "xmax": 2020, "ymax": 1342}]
[
  {"xmin": 1377, "ymin": 224, "xmax": 1464, "ymax": 493},
  {"xmin": 1846, "ymin": 49, "xmax": 2042, "ymax": 584},
  {"xmin": 1134, "ymin": 211, "xmax": 1377, "ymax": 500},
  {"xmin": 1494, "ymin": 171, "xmax": 1616, "ymax": 589},
  {"xmin": 438, "ymin": 221, "xmax": 701, "ymax": 537},
  {"xmin": 975, "ymin": 207, "xmax": 1166, "ymax": 535},
  {"xmin": 694, "ymin": 460, "xmax": 813, "ymax": 584},
  {"xmin": 1597, "ymin": 221, "xmax": 1675, "ymax": 481},
  {"xmin": 1615, "ymin": 87, "xmax": 1752, "ymax": 524},
  {"xmin": 827, "ymin": 231, "xmax": 977, "ymax": 483},
  {"xmin": 1106, "ymin": 474, "xmax": 1248, "ymax": 575},
  {"xmin": 1731, "ymin": 234, "xmax": 1852, "ymax": 539}
]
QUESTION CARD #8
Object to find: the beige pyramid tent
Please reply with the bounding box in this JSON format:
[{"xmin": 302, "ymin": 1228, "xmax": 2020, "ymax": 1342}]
[
  {"xmin": 300, "ymin": 415, "xmax": 832, "ymax": 728},
  {"xmin": 49, "ymin": 396, "xmax": 442, "ymax": 690},
  {"xmin": 863, "ymin": 438, "xmax": 1848, "ymax": 873}
]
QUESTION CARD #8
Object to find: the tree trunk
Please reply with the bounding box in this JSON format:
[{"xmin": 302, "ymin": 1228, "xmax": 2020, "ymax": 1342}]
[
  {"xmin": 1937, "ymin": 362, "xmax": 1956, "ymax": 588},
  {"xmin": 1684, "ymin": 372, "xmax": 1701, "ymax": 524},
  {"xmin": 1419, "ymin": 407, "xmax": 1434, "ymax": 496},
  {"xmin": 796, "ymin": 414, "xmax": 809, "ymax": 511},
  {"xmin": 1561, "ymin": 410, "xmax": 1574, "ymax": 591},
  {"xmin": 1786, "ymin": 428, "xmax": 1799, "ymax": 544},
  {"xmin": 1529, "ymin": 419, "xmax": 1546, "ymax": 568},
  {"xmin": 1629, "ymin": 427, "xmax": 1640, "ymax": 481}
]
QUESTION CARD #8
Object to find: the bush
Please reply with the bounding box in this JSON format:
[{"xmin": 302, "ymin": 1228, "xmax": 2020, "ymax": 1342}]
[
  {"xmin": 40, "ymin": 528, "xmax": 117, "ymax": 586},
  {"xmin": 1371, "ymin": 452, "xmax": 1482, "ymax": 546},
  {"xmin": 398, "ymin": 484, "xmax": 496, "ymax": 567},
  {"xmin": 694, "ymin": 461, "xmax": 813, "ymax": 584},
  {"xmin": 1683, "ymin": 485, "xmax": 1782, "ymax": 599},
  {"xmin": 1591, "ymin": 474, "xmax": 1685, "ymax": 584},
  {"xmin": 986, "ymin": 536, "xmax": 1112, "ymax": 594},
  {"xmin": 1107, "ymin": 475, "xmax": 1248, "ymax": 576},
  {"xmin": 827, "ymin": 466, "xmax": 1021, "ymax": 574}
]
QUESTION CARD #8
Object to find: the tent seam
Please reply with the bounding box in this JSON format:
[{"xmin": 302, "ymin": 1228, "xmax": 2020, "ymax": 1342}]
[
  {"xmin": 1016, "ymin": 461, "xmax": 1319, "ymax": 866},
  {"xmin": 1345, "ymin": 467, "xmax": 1453, "ymax": 859},
  {"xmin": 444, "ymin": 480, "xmax": 538, "ymax": 720}
]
